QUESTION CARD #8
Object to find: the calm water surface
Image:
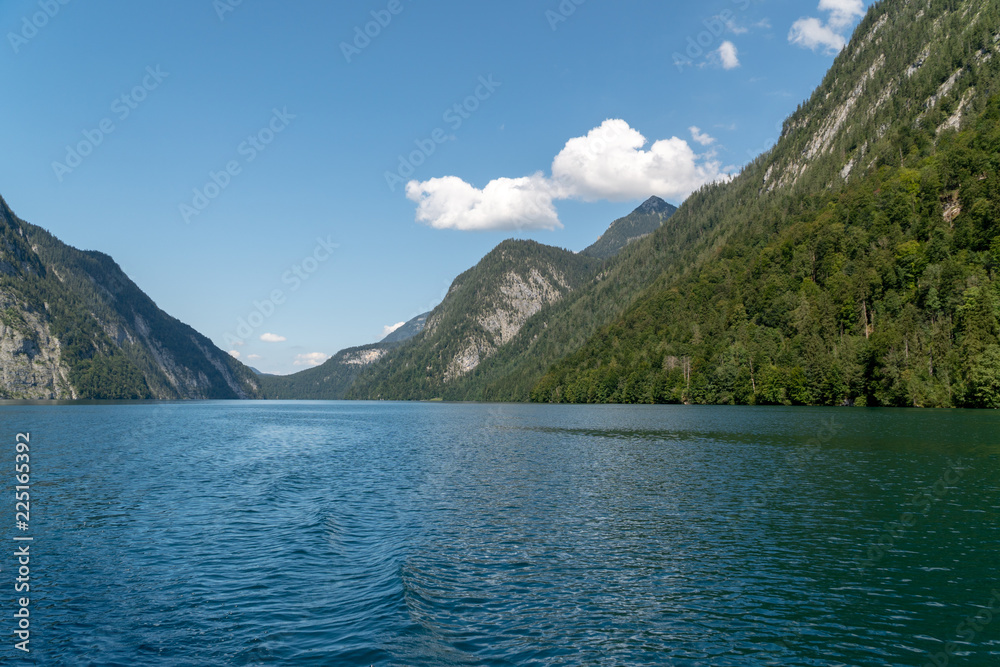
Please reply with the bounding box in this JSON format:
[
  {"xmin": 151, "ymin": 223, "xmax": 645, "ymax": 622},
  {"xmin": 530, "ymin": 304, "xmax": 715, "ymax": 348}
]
[{"xmin": 0, "ymin": 402, "xmax": 997, "ymax": 666}]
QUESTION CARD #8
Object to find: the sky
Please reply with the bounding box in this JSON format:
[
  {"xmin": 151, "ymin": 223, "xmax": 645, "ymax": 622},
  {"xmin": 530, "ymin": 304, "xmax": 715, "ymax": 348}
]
[{"xmin": 1, "ymin": 0, "xmax": 872, "ymax": 374}]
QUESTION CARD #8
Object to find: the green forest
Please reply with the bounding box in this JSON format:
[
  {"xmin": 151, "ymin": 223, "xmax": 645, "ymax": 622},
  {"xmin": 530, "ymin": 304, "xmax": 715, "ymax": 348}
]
[{"xmin": 532, "ymin": 94, "xmax": 1000, "ymax": 408}]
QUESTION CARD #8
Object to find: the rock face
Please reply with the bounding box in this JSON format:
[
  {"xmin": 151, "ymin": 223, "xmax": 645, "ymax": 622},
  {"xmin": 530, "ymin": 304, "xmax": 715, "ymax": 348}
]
[
  {"xmin": 443, "ymin": 266, "xmax": 570, "ymax": 381},
  {"xmin": 0, "ymin": 293, "xmax": 73, "ymax": 399},
  {"xmin": 0, "ymin": 195, "xmax": 261, "ymax": 400},
  {"xmin": 342, "ymin": 348, "xmax": 388, "ymax": 366}
]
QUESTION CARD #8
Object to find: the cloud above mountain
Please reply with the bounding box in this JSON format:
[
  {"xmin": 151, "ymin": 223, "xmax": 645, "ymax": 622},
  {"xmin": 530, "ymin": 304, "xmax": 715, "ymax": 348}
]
[
  {"xmin": 406, "ymin": 119, "xmax": 728, "ymax": 231},
  {"xmin": 789, "ymin": 0, "xmax": 865, "ymax": 54},
  {"xmin": 294, "ymin": 352, "xmax": 329, "ymax": 367},
  {"xmin": 407, "ymin": 174, "xmax": 560, "ymax": 232},
  {"xmin": 382, "ymin": 322, "xmax": 406, "ymax": 337}
]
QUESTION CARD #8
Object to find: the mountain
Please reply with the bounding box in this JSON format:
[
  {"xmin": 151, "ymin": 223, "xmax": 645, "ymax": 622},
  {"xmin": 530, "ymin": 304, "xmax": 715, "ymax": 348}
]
[
  {"xmin": 268, "ymin": 197, "xmax": 671, "ymax": 402},
  {"xmin": 347, "ymin": 0, "xmax": 1000, "ymax": 408},
  {"xmin": 257, "ymin": 311, "xmax": 429, "ymax": 399},
  {"xmin": 581, "ymin": 196, "xmax": 678, "ymax": 259},
  {"xmin": 531, "ymin": 0, "xmax": 1000, "ymax": 408},
  {"xmin": 10, "ymin": 0, "xmax": 997, "ymax": 408},
  {"xmin": 345, "ymin": 240, "xmax": 602, "ymax": 400},
  {"xmin": 0, "ymin": 196, "xmax": 261, "ymax": 399}
]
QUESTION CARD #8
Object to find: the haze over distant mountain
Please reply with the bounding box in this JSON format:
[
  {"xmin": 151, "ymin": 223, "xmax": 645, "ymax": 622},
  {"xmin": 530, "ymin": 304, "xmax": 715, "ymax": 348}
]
[
  {"xmin": 0, "ymin": 196, "xmax": 260, "ymax": 399},
  {"xmin": 581, "ymin": 196, "xmax": 678, "ymax": 259}
]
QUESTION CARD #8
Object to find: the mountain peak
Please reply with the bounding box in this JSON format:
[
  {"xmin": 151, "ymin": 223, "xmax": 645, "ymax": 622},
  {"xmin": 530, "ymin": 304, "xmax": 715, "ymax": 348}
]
[
  {"xmin": 635, "ymin": 196, "xmax": 671, "ymax": 215},
  {"xmin": 581, "ymin": 197, "xmax": 678, "ymax": 259}
]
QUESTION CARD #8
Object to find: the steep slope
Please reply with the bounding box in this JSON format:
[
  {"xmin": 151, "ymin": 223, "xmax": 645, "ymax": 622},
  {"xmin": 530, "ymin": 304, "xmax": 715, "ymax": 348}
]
[
  {"xmin": 0, "ymin": 202, "xmax": 72, "ymax": 398},
  {"xmin": 347, "ymin": 240, "xmax": 601, "ymax": 400},
  {"xmin": 258, "ymin": 311, "xmax": 428, "ymax": 399},
  {"xmin": 0, "ymin": 196, "xmax": 261, "ymax": 399},
  {"xmin": 532, "ymin": 0, "xmax": 1000, "ymax": 407},
  {"xmin": 581, "ymin": 196, "xmax": 678, "ymax": 259}
]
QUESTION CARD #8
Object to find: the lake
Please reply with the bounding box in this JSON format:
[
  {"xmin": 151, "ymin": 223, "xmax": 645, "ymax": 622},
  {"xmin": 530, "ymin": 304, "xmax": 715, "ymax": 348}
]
[{"xmin": 0, "ymin": 402, "xmax": 997, "ymax": 665}]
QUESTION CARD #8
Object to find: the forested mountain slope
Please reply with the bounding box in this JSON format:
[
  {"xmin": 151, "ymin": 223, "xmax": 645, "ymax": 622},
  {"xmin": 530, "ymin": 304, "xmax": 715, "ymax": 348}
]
[
  {"xmin": 0, "ymin": 197, "xmax": 261, "ymax": 399},
  {"xmin": 346, "ymin": 240, "xmax": 602, "ymax": 400},
  {"xmin": 532, "ymin": 0, "xmax": 1000, "ymax": 408}
]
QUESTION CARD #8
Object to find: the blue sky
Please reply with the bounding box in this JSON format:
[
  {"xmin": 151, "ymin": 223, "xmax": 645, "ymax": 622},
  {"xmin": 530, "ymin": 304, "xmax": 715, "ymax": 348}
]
[{"xmin": 1, "ymin": 0, "xmax": 871, "ymax": 374}]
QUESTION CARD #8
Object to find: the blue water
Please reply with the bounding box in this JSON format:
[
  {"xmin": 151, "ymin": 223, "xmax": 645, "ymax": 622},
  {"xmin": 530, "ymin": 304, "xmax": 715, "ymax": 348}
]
[{"xmin": 0, "ymin": 402, "xmax": 998, "ymax": 665}]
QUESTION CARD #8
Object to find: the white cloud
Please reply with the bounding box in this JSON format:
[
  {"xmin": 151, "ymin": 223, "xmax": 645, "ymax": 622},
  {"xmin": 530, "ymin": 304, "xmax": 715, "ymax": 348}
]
[
  {"xmin": 260, "ymin": 333, "xmax": 287, "ymax": 343},
  {"xmin": 550, "ymin": 120, "xmax": 725, "ymax": 201},
  {"xmin": 715, "ymin": 41, "xmax": 741, "ymax": 69},
  {"xmin": 790, "ymin": 0, "xmax": 865, "ymax": 54},
  {"xmin": 248, "ymin": 354, "xmax": 262, "ymax": 361},
  {"xmin": 820, "ymin": 0, "xmax": 865, "ymax": 28},
  {"xmin": 690, "ymin": 126, "xmax": 716, "ymax": 147},
  {"xmin": 407, "ymin": 174, "xmax": 560, "ymax": 231},
  {"xmin": 382, "ymin": 322, "xmax": 406, "ymax": 338},
  {"xmin": 294, "ymin": 352, "xmax": 329, "ymax": 367},
  {"xmin": 228, "ymin": 350, "xmax": 241, "ymax": 359},
  {"xmin": 406, "ymin": 119, "xmax": 729, "ymax": 231},
  {"xmin": 789, "ymin": 17, "xmax": 846, "ymax": 53}
]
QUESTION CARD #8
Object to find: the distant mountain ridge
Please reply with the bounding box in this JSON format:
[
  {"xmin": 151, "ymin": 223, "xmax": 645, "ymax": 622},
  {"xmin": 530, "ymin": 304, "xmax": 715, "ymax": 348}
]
[
  {"xmin": 581, "ymin": 196, "xmax": 677, "ymax": 259},
  {"xmin": 0, "ymin": 196, "xmax": 260, "ymax": 399},
  {"xmin": 258, "ymin": 310, "xmax": 428, "ymax": 399}
]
